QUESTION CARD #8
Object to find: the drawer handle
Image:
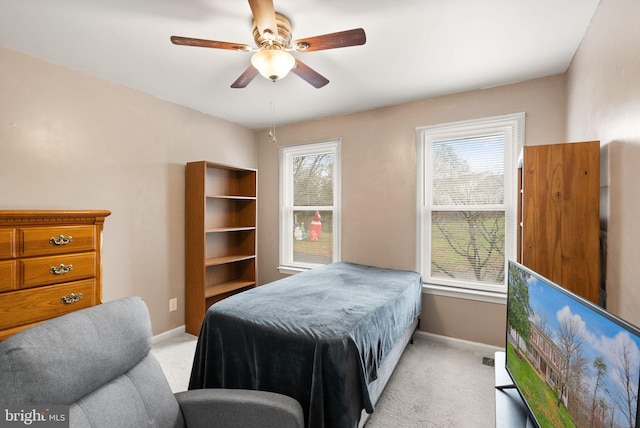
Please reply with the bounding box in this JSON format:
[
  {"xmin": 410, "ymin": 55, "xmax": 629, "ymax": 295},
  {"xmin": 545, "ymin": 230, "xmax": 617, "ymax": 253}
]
[
  {"xmin": 50, "ymin": 235, "xmax": 73, "ymax": 246},
  {"xmin": 50, "ymin": 264, "xmax": 73, "ymax": 275},
  {"xmin": 60, "ymin": 293, "xmax": 83, "ymax": 305}
]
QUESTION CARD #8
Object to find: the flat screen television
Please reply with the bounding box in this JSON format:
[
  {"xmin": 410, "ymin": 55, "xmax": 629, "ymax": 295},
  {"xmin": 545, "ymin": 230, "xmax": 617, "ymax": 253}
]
[{"xmin": 504, "ymin": 260, "xmax": 640, "ymax": 428}]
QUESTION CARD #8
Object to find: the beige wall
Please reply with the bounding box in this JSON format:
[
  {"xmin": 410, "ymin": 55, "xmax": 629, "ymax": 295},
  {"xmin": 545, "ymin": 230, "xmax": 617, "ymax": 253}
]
[
  {"xmin": 257, "ymin": 75, "xmax": 566, "ymax": 347},
  {"xmin": 0, "ymin": 46, "xmax": 257, "ymax": 335},
  {"xmin": 565, "ymin": 0, "xmax": 640, "ymax": 326}
]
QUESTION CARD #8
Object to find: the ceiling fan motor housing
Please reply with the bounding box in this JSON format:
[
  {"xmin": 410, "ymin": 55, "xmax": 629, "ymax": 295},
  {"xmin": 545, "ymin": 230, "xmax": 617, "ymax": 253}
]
[{"xmin": 252, "ymin": 12, "xmax": 292, "ymax": 49}]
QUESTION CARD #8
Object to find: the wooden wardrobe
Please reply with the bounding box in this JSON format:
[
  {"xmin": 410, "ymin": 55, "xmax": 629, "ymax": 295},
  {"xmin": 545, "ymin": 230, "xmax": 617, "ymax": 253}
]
[{"xmin": 518, "ymin": 141, "xmax": 600, "ymax": 304}]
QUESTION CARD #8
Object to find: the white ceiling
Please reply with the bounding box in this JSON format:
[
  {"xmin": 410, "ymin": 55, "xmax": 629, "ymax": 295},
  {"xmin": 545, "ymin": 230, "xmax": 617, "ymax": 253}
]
[{"xmin": 0, "ymin": 0, "xmax": 599, "ymax": 129}]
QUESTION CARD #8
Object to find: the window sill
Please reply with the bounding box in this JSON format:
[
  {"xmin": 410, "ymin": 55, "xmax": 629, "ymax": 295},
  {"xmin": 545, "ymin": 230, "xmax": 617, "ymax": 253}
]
[
  {"xmin": 277, "ymin": 265, "xmax": 308, "ymax": 275},
  {"xmin": 422, "ymin": 283, "xmax": 506, "ymax": 305}
]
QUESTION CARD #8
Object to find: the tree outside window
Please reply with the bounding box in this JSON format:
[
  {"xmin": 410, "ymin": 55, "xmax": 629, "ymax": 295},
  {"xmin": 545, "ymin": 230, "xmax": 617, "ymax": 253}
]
[{"xmin": 430, "ymin": 136, "xmax": 506, "ymax": 285}]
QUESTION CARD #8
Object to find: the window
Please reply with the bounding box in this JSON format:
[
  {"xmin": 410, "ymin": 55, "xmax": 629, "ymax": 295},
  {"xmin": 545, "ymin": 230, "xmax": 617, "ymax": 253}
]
[
  {"xmin": 417, "ymin": 113, "xmax": 524, "ymax": 296},
  {"xmin": 279, "ymin": 140, "xmax": 341, "ymax": 273}
]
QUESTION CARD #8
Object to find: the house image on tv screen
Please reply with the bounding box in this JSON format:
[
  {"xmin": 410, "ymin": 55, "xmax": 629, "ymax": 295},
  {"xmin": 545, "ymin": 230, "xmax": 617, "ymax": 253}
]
[{"xmin": 510, "ymin": 323, "xmax": 570, "ymax": 407}]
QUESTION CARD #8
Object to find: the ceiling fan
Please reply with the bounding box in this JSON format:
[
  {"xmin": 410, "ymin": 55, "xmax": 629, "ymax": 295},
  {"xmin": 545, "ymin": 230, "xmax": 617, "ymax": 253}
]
[{"xmin": 170, "ymin": 0, "xmax": 366, "ymax": 89}]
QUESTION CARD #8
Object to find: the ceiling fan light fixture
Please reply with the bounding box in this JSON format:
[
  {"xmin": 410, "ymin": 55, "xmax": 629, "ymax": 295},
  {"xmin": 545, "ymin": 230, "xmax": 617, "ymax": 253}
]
[{"xmin": 251, "ymin": 48, "xmax": 295, "ymax": 82}]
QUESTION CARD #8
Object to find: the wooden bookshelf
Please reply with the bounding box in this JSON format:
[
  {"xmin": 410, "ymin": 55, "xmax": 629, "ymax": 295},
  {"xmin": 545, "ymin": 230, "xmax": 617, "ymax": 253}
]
[{"xmin": 185, "ymin": 161, "xmax": 257, "ymax": 335}]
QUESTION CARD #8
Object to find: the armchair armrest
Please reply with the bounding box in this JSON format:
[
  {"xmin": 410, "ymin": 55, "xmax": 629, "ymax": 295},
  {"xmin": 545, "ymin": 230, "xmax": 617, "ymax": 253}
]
[{"xmin": 175, "ymin": 388, "xmax": 304, "ymax": 428}]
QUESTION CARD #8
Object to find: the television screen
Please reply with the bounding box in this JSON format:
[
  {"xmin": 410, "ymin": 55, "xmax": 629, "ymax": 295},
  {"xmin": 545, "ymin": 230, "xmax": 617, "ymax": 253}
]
[{"xmin": 506, "ymin": 260, "xmax": 640, "ymax": 428}]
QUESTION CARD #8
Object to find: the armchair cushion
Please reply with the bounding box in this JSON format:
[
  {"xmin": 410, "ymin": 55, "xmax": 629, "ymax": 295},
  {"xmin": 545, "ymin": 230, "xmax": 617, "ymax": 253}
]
[
  {"xmin": 0, "ymin": 297, "xmax": 152, "ymax": 404},
  {"xmin": 0, "ymin": 297, "xmax": 183, "ymax": 427}
]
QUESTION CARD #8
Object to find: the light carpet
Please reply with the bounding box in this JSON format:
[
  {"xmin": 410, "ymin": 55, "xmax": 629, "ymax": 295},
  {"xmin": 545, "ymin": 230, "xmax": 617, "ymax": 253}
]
[{"xmin": 152, "ymin": 333, "xmax": 496, "ymax": 427}]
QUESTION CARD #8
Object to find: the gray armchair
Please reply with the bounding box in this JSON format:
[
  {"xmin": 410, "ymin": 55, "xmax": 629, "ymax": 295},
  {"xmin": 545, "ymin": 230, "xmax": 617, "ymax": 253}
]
[{"xmin": 0, "ymin": 296, "xmax": 304, "ymax": 428}]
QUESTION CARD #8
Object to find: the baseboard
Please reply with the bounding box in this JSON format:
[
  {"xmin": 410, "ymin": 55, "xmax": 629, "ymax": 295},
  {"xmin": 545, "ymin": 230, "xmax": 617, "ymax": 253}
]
[
  {"xmin": 415, "ymin": 331, "xmax": 504, "ymax": 356},
  {"xmin": 151, "ymin": 325, "xmax": 185, "ymax": 345}
]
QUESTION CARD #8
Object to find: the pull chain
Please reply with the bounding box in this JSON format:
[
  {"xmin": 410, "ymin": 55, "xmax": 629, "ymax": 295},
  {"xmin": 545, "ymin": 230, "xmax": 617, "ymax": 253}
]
[{"xmin": 268, "ymin": 82, "xmax": 277, "ymax": 144}]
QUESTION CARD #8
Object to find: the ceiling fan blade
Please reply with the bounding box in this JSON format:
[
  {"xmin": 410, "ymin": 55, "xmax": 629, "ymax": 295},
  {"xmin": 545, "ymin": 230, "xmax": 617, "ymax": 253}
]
[
  {"xmin": 171, "ymin": 36, "xmax": 251, "ymax": 52},
  {"xmin": 248, "ymin": 0, "xmax": 278, "ymax": 37},
  {"xmin": 291, "ymin": 59, "xmax": 329, "ymax": 88},
  {"xmin": 231, "ymin": 66, "xmax": 259, "ymax": 88},
  {"xmin": 293, "ymin": 28, "xmax": 366, "ymax": 52}
]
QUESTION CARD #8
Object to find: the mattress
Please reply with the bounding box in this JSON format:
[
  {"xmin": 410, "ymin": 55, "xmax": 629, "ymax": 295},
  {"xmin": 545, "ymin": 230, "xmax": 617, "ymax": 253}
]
[{"xmin": 188, "ymin": 261, "xmax": 422, "ymax": 428}]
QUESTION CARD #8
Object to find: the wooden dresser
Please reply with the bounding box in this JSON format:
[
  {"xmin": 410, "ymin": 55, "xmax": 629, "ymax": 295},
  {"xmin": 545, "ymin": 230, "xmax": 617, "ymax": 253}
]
[{"xmin": 0, "ymin": 210, "xmax": 110, "ymax": 340}]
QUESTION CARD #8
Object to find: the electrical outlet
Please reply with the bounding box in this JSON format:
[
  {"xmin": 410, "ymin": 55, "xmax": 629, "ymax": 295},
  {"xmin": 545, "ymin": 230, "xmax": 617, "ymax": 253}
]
[{"xmin": 169, "ymin": 298, "xmax": 177, "ymax": 312}]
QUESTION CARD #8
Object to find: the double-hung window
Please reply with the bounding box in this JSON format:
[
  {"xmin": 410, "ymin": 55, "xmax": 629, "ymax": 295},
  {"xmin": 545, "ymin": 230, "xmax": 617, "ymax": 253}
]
[
  {"xmin": 416, "ymin": 113, "xmax": 524, "ymax": 296},
  {"xmin": 279, "ymin": 140, "xmax": 341, "ymax": 273}
]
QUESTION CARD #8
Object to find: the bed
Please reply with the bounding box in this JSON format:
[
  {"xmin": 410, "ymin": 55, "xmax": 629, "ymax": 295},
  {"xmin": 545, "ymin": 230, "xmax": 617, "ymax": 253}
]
[{"xmin": 188, "ymin": 261, "xmax": 422, "ymax": 428}]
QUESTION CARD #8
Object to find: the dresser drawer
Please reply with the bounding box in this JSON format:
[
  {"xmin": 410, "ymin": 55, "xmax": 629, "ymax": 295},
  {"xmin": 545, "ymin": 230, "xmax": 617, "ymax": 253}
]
[
  {"xmin": 0, "ymin": 260, "xmax": 17, "ymax": 292},
  {"xmin": 20, "ymin": 226, "xmax": 96, "ymax": 257},
  {"xmin": 0, "ymin": 279, "xmax": 95, "ymax": 331},
  {"xmin": 20, "ymin": 253, "xmax": 96, "ymax": 289},
  {"xmin": 0, "ymin": 228, "xmax": 15, "ymax": 259}
]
